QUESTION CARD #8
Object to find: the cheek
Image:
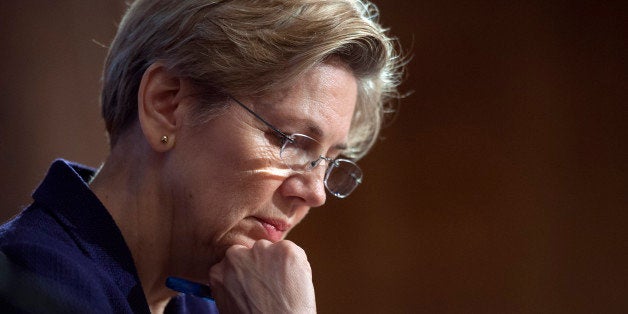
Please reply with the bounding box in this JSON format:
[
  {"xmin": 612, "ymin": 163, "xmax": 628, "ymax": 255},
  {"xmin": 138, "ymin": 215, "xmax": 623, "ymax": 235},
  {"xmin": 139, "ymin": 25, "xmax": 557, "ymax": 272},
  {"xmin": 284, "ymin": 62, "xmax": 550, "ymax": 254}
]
[
  {"xmin": 168, "ymin": 123, "xmax": 289, "ymax": 247},
  {"xmin": 175, "ymin": 156, "xmax": 286, "ymax": 242},
  {"xmin": 173, "ymin": 188, "xmax": 246, "ymax": 265}
]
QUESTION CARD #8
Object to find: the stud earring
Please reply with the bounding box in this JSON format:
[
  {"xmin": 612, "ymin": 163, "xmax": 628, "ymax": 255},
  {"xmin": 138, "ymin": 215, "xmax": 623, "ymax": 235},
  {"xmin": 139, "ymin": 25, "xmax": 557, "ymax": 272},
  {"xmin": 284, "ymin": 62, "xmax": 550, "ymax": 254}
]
[{"xmin": 161, "ymin": 135, "xmax": 168, "ymax": 144}]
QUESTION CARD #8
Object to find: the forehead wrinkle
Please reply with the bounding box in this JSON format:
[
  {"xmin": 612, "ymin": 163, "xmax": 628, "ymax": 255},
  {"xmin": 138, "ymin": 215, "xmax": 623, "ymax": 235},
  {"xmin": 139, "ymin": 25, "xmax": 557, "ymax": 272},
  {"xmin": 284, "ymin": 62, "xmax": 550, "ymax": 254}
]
[
  {"xmin": 307, "ymin": 98, "xmax": 351, "ymax": 150},
  {"xmin": 251, "ymin": 61, "xmax": 356, "ymax": 153},
  {"xmin": 279, "ymin": 114, "xmax": 348, "ymax": 151}
]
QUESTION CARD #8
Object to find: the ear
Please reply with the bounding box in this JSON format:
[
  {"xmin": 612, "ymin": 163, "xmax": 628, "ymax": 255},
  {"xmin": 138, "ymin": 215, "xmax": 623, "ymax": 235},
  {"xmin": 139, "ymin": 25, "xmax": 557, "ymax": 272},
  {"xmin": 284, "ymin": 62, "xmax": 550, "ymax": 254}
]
[{"xmin": 137, "ymin": 62, "xmax": 189, "ymax": 152}]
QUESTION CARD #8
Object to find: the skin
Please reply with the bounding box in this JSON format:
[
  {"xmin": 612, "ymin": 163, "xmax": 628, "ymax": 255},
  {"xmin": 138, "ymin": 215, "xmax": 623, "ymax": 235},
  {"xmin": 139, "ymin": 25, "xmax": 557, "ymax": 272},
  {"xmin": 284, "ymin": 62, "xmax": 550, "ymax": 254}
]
[{"xmin": 89, "ymin": 58, "xmax": 358, "ymax": 313}]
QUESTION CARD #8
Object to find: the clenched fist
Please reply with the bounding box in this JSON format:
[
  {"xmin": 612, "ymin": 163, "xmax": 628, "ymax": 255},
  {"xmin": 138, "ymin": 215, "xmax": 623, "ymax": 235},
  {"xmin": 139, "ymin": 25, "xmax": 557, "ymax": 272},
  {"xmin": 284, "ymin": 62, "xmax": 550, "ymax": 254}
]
[{"xmin": 209, "ymin": 240, "xmax": 317, "ymax": 313}]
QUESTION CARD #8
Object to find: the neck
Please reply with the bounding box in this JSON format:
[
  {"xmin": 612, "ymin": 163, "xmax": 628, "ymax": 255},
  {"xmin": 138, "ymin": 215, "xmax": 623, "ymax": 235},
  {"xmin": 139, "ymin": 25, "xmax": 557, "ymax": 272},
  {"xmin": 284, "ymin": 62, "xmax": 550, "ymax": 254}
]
[{"xmin": 90, "ymin": 134, "xmax": 176, "ymax": 312}]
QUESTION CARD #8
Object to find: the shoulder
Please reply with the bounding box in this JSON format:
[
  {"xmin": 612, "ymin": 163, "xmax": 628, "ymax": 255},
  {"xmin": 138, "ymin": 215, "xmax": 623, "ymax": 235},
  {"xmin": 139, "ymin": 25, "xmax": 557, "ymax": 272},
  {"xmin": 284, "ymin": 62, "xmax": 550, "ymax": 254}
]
[
  {"xmin": 0, "ymin": 160, "xmax": 148, "ymax": 313},
  {"xmin": 0, "ymin": 243, "xmax": 115, "ymax": 313},
  {"xmin": 1, "ymin": 201, "xmax": 72, "ymax": 248},
  {"xmin": 0, "ymin": 206, "xmax": 134, "ymax": 313}
]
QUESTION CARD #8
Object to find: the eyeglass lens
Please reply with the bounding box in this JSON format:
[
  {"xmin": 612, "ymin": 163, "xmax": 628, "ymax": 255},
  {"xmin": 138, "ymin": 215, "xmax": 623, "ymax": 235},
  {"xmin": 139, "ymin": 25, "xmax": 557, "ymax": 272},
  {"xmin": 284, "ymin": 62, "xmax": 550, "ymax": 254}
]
[
  {"xmin": 324, "ymin": 159, "xmax": 363, "ymax": 198},
  {"xmin": 279, "ymin": 134, "xmax": 362, "ymax": 197},
  {"xmin": 229, "ymin": 96, "xmax": 363, "ymax": 198}
]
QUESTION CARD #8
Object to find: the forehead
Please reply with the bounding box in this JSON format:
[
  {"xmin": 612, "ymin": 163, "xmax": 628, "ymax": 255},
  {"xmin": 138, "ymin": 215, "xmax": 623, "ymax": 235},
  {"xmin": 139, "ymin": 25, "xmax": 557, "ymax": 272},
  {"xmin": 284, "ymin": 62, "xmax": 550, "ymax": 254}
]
[{"xmin": 258, "ymin": 60, "xmax": 358, "ymax": 143}]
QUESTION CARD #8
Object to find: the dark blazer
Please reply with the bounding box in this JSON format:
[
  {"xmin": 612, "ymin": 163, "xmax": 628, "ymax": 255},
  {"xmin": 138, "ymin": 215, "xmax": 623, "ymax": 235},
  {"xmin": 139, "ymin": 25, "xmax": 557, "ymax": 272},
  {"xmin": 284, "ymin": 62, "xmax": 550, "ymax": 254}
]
[{"xmin": 0, "ymin": 159, "xmax": 217, "ymax": 313}]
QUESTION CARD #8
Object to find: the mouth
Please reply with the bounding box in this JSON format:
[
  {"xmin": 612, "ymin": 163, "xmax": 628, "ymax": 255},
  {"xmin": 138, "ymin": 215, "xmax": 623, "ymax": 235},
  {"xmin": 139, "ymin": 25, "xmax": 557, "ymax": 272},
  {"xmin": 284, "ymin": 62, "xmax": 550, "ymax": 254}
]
[{"xmin": 252, "ymin": 217, "xmax": 291, "ymax": 242}]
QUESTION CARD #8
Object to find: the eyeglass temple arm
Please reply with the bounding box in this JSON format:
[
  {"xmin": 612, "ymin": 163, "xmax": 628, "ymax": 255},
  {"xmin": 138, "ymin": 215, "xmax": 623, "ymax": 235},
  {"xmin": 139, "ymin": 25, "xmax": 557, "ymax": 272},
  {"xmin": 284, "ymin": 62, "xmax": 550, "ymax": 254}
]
[{"xmin": 228, "ymin": 95, "xmax": 293, "ymax": 142}]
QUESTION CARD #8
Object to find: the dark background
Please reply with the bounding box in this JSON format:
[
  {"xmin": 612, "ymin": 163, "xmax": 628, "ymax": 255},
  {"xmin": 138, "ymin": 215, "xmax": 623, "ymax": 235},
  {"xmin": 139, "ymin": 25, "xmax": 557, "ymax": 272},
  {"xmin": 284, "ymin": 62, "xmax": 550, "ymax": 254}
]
[{"xmin": 1, "ymin": 1, "xmax": 626, "ymax": 313}]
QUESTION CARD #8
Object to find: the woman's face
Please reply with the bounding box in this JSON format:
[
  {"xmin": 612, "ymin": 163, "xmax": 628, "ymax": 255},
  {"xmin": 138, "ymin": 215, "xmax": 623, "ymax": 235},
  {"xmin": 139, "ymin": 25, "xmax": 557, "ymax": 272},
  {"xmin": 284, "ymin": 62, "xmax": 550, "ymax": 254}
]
[{"xmin": 164, "ymin": 60, "xmax": 358, "ymax": 280}]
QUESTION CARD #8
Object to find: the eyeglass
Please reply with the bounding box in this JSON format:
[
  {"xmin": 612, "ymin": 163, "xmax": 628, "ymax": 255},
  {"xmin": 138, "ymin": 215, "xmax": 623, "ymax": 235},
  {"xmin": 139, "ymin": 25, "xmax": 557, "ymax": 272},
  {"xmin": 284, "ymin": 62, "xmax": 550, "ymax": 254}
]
[{"xmin": 229, "ymin": 95, "xmax": 363, "ymax": 198}]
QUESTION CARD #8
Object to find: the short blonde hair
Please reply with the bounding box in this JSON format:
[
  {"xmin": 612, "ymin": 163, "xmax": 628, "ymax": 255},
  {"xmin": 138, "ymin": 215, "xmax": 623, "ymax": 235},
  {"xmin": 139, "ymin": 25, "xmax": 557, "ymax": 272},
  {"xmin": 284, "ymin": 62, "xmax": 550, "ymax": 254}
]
[{"xmin": 102, "ymin": 0, "xmax": 404, "ymax": 159}]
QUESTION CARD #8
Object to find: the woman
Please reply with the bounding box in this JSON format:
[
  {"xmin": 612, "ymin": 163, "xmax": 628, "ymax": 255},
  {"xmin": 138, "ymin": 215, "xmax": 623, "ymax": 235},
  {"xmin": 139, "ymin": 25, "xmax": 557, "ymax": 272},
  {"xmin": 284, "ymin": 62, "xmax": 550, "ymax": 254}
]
[{"xmin": 0, "ymin": 0, "xmax": 402, "ymax": 313}]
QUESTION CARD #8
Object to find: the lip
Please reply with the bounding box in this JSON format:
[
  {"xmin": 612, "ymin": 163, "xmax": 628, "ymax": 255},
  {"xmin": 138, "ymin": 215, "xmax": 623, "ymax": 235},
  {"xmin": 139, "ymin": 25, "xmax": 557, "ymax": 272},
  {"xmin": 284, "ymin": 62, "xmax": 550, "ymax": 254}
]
[{"xmin": 253, "ymin": 217, "xmax": 291, "ymax": 242}]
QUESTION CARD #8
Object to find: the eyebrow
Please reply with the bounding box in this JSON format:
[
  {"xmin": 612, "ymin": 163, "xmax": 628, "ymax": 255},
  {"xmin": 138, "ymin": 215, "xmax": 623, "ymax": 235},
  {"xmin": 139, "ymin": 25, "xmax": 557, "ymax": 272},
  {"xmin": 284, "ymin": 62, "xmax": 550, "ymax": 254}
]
[
  {"xmin": 231, "ymin": 95, "xmax": 348, "ymax": 152},
  {"xmin": 305, "ymin": 123, "xmax": 348, "ymax": 152}
]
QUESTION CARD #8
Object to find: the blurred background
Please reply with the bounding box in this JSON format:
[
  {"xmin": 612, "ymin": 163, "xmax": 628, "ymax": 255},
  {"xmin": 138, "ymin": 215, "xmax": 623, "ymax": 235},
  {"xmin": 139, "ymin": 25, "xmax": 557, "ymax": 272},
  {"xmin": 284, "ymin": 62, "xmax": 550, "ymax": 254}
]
[{"xmin": 1, "ymin": 1, "xmax": 626, "ymax": 313}]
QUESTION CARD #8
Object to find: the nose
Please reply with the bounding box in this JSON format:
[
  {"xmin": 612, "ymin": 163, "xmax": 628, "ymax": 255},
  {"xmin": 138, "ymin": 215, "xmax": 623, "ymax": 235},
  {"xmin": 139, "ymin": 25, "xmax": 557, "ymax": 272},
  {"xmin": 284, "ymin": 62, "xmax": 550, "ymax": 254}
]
[{"xmin": 279, "ymin": 167, "xmax": 327, "ymax": 208}]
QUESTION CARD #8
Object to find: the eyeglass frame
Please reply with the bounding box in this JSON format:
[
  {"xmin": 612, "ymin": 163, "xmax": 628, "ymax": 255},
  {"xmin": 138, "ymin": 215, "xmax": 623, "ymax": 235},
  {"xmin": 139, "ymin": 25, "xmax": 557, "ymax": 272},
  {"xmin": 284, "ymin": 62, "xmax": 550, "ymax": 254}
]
[{"xmin": 228, "ymin": 95, "xmax": 363, "ymax": 198}]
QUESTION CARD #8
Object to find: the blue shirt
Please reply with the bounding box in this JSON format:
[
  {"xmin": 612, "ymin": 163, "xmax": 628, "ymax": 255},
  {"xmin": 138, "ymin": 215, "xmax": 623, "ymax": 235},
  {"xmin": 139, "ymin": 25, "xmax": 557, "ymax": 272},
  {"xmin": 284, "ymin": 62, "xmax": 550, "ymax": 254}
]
[{"xmin": 0, "ymin": 159, "xmax": 218, "ymax": 313}]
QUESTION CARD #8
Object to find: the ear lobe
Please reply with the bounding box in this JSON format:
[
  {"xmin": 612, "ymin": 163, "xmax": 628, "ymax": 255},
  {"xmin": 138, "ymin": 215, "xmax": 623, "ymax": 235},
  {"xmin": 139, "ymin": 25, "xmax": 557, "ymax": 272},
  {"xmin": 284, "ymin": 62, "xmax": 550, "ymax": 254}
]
[{"xmin": 137, "ymin": 62, "xmax": 187, "ymax": 152}]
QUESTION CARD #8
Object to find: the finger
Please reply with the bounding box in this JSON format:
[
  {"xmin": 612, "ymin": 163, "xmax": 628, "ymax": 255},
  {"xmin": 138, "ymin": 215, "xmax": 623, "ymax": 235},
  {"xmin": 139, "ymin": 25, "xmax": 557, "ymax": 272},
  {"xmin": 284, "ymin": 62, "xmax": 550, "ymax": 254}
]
[
  {"xmin": 251, "ymin": 239, "xmax": 272, "ymax": 250},
  {"xmin": 271, "ymin": 240, "xmax": 308, "ymax": 262},
  {"xmin": 209, "ymin": 261, "xmax": 224, "ymax": 283},
  {"xmin": 209, "ymin": 244, "xmax": 248, "ymax": 282}
]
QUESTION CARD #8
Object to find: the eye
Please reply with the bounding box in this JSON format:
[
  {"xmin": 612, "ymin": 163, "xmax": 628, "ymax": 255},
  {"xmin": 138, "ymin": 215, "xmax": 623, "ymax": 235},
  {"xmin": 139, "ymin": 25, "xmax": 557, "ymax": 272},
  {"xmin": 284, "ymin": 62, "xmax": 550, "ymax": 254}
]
[
  {"xmin": 292, "ymin": 136, "xmax": 317, "ymax": 151},
  {"xmin": 264, "ymin": 130, "xmax": 294, "ymax": 148},
  {"xmin": 261, "ymin": 131, "xmax": 280, "ymax": 146}
]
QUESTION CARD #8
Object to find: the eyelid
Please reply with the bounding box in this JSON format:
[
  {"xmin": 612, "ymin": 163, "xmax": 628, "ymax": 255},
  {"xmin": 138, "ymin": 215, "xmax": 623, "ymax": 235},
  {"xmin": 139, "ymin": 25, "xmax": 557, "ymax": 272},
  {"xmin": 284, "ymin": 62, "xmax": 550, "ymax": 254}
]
[
  {"xmin": 273, "ymin": 129, "xmax": 347, "ymax": 159},
  {"xmin": 263, "ymin": 129, "xmax": 287, "ymax": 147}
]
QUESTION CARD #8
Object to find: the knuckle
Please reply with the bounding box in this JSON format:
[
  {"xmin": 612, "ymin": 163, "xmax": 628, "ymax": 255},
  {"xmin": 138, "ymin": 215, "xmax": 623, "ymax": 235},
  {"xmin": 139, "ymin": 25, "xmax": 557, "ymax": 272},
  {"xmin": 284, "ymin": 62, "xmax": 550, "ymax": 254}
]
[
  {"xmin": 252, "ymin": 239, "xmax": 272, "ymax": 250},
  {"xmin": 225, "ymin": 244, "xmax": 246, "ymax": 259},
  {"xmin": 275, "ymin": 240, "xmax": 307, "ymax": 260},
  {"xmin": 208, "ymin": 265, "xmax": 222, "ymax": 282}
]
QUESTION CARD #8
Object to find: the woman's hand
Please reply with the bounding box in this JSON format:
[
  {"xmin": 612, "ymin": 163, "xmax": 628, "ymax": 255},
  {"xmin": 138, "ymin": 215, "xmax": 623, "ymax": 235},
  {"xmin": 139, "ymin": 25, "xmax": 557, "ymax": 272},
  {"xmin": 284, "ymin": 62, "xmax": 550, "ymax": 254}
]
[{"xmin": 209, "ymin": 240, "xmax": 317, "ymax": 314}]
